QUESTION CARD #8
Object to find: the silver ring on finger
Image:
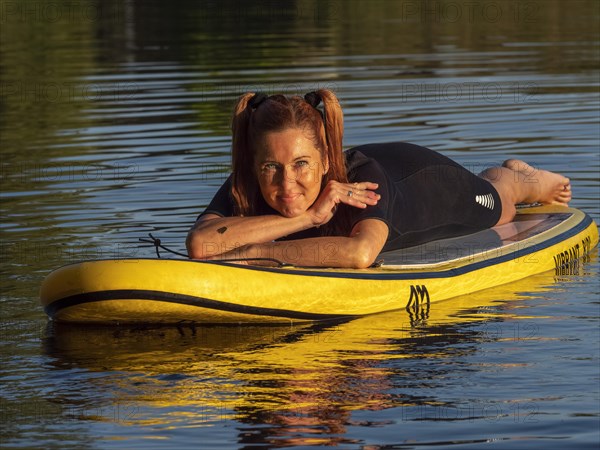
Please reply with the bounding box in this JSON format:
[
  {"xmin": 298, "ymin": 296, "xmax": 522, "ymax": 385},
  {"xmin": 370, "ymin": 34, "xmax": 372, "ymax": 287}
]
[{"xmin": 347, "ymin": 190, "xmax": 353, "ymax": 197}]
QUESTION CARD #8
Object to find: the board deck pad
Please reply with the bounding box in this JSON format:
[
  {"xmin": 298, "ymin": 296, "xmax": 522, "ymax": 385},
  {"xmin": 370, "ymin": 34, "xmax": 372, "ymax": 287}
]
[{"xmin": 381, "ymin": 213, "xmax": 571, "ymax": 266}]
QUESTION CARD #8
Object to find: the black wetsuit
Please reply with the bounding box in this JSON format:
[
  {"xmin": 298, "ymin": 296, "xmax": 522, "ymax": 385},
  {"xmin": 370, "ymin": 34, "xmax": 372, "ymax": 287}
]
[{"xmin": 200, "ymin": 142, "xmax": 502, "ymax": 251}]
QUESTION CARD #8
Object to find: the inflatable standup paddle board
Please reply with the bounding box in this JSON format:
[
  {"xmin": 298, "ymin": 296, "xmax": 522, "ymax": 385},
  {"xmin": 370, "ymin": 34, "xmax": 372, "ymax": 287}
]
[{"xmin": 40, "ymin": 206, "xmax": 598, "ymax": 324}]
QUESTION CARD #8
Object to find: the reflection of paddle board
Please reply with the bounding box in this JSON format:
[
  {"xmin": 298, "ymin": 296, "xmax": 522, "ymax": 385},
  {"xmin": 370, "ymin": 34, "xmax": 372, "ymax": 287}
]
[{"xmin": 40, "ymin": 206, "xmax": 598, "ymax": 324}]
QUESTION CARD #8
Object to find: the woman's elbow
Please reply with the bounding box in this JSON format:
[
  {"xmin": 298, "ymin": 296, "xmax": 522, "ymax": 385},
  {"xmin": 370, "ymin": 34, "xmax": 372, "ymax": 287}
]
[
  {"xmin": 346, "ymin": 220, "xmax": 387, "ymax": 269},
  {"xmin": 186, "ymin": 216, "xmax": 224, "ymax": 259},
  {"xmin": 186, "ymin": 230, "xmax": 208, "ymax": 259},
  {"xmin": 350, "ymin": 242, "xmax": 378, "ymax": 269},
  {"xmin": 187, "ymin": 229, "xmax": 228, "ymax": 260},
  {"xmin": 186, "ymin": 231, "xmax": 198, "ymax": 259},
  {"xmin": 352, "ymin": 253, "xmax": 375, "ymax": 269}
]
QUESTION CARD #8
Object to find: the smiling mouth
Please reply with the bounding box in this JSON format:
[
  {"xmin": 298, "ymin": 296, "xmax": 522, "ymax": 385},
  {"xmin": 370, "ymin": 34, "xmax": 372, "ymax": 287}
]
[{"xmin": 277, "ymin": 193, "xmax": 301, "ymax": 203}]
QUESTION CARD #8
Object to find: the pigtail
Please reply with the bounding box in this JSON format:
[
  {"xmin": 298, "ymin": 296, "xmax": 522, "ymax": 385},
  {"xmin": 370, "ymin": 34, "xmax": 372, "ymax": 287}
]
[
  {"xmin": 231, "ymin": 92, "xmax": 257, "ymax": 216},
  {"xmin": 313, "ymin": 89, "xmax": 354, "ymax": 237},
  {"xmin": 317, "ymin": 89, "xmax": 347, "ymax": 185}
]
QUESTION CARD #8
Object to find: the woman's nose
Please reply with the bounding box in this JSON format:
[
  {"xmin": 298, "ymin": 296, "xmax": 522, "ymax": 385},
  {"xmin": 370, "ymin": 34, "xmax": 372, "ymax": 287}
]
[{"xmin": 280, "ymin": 165, "xmax": 298, "ymax": 186}]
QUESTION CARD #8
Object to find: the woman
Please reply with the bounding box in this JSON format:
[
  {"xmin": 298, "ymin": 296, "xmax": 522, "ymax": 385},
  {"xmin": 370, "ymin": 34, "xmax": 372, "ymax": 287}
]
[{"xmin": 186, "ymin": 90, "xmax": 571, "ymax": 268}]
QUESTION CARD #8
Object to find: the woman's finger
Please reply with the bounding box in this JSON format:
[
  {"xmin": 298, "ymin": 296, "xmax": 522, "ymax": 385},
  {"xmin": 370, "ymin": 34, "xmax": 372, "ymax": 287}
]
[
  {"xmin": 338, "ymin": 187, "xmax": 380, "ymax": 208},
  {"xmin": 347, "ymin": 183, "xmax": 380, "ymax": 198},
  {"xmin": 349, "ymin": 182, "xmax": 379, "ymax": 191}
]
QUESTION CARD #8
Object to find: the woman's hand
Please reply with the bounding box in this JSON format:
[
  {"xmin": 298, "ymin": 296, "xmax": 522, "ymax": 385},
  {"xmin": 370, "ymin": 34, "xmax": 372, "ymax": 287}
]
[{"xmin": 306, "ymin": 180, "xmax": 380, "ymax": 227}]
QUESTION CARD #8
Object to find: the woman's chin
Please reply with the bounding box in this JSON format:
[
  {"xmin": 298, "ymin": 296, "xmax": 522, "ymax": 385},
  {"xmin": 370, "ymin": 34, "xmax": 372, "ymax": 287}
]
[
  {"xmin": 276, "ymin": 206, "xmax": 306, "ymax": 218},
  {"xmin": 279, "ymin": 210, "xmax": 302, "ymax": 218}
]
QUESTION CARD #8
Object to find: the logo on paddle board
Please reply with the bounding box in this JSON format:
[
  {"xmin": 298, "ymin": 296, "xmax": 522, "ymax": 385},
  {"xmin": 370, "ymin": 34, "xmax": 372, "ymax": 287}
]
[
  {"xmin": 475, "ymin": 193, "xmax": 495, "ymax": 209},
  {"xmin": 406, "ymin": 284, "xmax": 430, "ymax": 310},
  {"xmin": 406, "ymin": 284, "xmax": 430, "ymax": 325}
]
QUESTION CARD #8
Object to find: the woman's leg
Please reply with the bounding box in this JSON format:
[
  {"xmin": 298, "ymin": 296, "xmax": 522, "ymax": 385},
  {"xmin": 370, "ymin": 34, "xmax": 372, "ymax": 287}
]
[{"xmin": 479, "ymin": 159, "xmax": 572, "ymax": 225}]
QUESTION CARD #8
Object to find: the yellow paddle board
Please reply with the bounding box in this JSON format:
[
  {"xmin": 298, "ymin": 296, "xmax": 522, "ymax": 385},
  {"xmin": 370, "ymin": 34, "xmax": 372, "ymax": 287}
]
[{"xmin": 39, "ymin": 205, "xmax": 598, "ymax": 324}]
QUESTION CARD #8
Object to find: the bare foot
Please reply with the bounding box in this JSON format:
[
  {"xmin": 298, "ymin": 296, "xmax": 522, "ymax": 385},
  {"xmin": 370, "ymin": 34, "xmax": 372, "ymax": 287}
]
[{"xmin": 502, "ymin": 159, "xmax": 571, "ymax": 205}]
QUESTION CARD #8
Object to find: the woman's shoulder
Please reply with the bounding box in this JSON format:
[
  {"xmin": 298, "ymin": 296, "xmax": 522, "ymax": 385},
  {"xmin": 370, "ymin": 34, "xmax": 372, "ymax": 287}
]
[
  {"xmin": 343, "ymin": 146, "xmax": 389, "ymax": 182},
  {"xmin": 344, "ymin": 142, "xmax": 413, "ymax": 172},
  {"xmin": 343, "ymin": 146, "xmax": 372, "ymax": 167},
  {"xmin": 346, "ymin": 142, "xmax": 431, "ymax": 158},
  {"xmin": 344, "ymin": 141, "xmax": 437, "ymax": 180}
]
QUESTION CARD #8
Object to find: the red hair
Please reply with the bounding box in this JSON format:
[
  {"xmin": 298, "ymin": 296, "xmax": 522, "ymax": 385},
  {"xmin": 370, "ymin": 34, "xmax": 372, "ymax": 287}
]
[{"xmin": 230, "ymin": 89, "xmax": 349, "ymax": 233}]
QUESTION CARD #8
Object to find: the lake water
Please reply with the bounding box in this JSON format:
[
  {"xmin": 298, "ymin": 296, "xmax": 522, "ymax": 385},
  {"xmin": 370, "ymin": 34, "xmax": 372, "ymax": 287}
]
[{"xmin": 1, "ymin": 1, "xmax": 599, "ymax": 448}]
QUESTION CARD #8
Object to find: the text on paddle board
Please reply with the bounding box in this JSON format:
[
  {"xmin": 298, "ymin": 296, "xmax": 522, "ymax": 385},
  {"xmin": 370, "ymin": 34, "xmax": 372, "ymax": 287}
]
[{"xmin": 553, "ymin": 235, "xmax": 592, "ymax": 269}]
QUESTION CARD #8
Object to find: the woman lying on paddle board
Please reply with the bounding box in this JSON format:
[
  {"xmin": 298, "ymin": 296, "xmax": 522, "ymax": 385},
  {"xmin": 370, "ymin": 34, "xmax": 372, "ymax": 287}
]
[{"xmin": 186, "ymin": 90, "xmax": 572, "ymax": 268}]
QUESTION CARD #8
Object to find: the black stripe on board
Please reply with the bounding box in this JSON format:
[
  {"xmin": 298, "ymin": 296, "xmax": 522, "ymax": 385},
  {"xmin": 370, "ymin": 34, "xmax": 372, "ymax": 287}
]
[{"xmin": 45, "ymin": 289, "xmax": 354, "ymax": 321}]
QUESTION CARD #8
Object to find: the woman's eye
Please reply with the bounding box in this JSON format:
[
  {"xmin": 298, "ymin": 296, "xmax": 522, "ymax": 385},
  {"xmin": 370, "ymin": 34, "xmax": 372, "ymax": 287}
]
[
  {"xmin": 295, "ymin": 160, "xmax": 309, "ymax": 168},
  {"xmin": 263, "ymin": 163, "xmax": 278, "ymax": 171}
]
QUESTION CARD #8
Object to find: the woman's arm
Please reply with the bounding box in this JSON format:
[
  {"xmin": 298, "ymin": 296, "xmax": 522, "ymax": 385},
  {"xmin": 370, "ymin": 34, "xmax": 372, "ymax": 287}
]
[
  {"xmin": 187, "ymin": 180, "xmax": 381, "ymax": 260},
  {"xmin": 203, "ymin": 218, "xmax": 389, "ymax": 269},
  {"xmin": 186, "ymin": 213, "xmax": 314, "ymax": 259}
]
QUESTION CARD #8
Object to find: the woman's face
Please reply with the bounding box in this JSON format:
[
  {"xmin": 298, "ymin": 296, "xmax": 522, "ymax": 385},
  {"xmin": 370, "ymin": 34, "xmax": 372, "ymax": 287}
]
[{"xmin": 255, "ymin": 128, "xmax": 328, "ymax": 218}]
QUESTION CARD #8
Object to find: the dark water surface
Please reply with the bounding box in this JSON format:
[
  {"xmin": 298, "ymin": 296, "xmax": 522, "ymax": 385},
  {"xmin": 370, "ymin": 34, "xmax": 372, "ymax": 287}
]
[{"xmin": 1, "ymin": 1, "xmax": 599, "ymax": 448}]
